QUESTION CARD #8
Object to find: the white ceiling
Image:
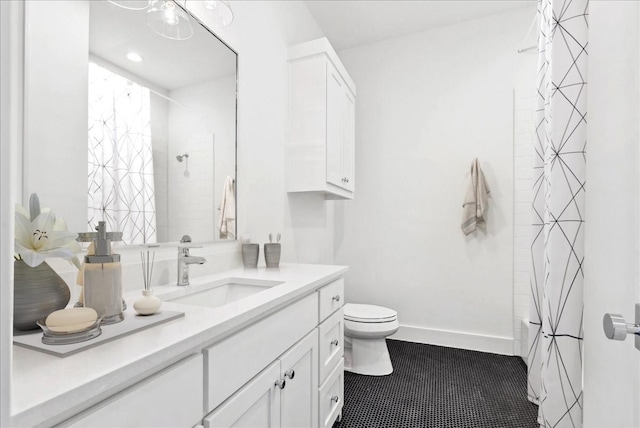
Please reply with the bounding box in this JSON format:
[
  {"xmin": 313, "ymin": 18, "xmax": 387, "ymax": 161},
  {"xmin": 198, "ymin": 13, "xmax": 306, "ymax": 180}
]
[
  {"xmin": 90, "ymin": 1, "xmax": 236, "ymax": 91},
  {"xmin": 304, "ymin": 1, "xmax": 537, "ymax": 51}
]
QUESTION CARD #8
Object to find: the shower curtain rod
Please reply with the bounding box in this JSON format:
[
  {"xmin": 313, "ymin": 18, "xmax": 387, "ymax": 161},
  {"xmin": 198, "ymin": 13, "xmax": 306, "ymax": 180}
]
[{"xmin": 517, "ymin": 12, "xmax": 538, "ymax": 54}]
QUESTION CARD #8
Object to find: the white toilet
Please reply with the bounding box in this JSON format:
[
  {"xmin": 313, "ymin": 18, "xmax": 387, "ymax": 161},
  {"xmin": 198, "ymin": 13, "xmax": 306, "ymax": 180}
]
[{"xmin": 343, "ymin": 303, "xmax": 399, "ymax": 376}]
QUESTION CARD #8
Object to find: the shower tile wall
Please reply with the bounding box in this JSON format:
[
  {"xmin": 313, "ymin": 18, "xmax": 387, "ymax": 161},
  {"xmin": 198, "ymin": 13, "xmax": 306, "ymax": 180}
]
[{"xmin": 513, "ymin": 88, "xmax": 535, "ymax": 359}]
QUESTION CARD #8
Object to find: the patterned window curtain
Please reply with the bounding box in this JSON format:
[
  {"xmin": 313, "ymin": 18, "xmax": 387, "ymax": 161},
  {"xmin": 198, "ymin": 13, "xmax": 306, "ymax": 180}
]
[
  {"xmin": 528, "ymin": 0, "xmax": 588, "ymax": 427},
  {"xmin": 88, "ymin": 62, "xmax": 157, "ymax": 244}
]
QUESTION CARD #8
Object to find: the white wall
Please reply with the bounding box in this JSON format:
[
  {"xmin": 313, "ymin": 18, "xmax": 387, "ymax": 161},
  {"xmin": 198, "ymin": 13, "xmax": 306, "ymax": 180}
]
[
  {"xmin": 0, "ymin": 1, "xmax": 23, "ymax": 424},
  {"xmin": 512, "ymin": 50, "xmax": 537, "ymax": 358},
  {"xmin": 584, "ymin": 2, "xmax": 640, "ymax": 427},
  {"xmin": 150, "ymin": 93, "xmax": 170, "ymax": 242},
  {"xmin": 335, "ymin": 6, "xmax": 536, "ymax": 354},
  {"xmin": 188, "ymin": 1, "xmax": 332, "ymax": 263},
  {"xmin": 22, "ymin": 0, "xmax": 89, "ymax": 232},
  {"xmin": 167, "ymin": 76, "xmax": 236, "ymax": 242}
]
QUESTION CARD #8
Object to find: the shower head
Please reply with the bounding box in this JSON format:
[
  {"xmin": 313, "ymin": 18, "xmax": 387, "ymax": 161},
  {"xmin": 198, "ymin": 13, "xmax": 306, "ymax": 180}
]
[{"xmin": 176, "ymin": 153, "xmax": 189, "ymax": 162}]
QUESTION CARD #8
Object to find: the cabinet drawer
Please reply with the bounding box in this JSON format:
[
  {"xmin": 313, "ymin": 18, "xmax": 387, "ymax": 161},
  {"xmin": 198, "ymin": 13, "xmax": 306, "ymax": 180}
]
[
  {"xmin": 60, "ymin": 354, "xmax": 203, "ymax": 428},
  {"xmin": 319, "ymin": 359, "xmax": 344, "ymax": 428},
  {"xmin": 318, "ymin": 308, "xmax": 344, "ymax": 385},
  {"xmin": 205, "ymin": 293, "xmax": 319, "ymax": 412},
  {"xmin": 318, "ymin": 278, "xmax": 344, "ymax": 322}
]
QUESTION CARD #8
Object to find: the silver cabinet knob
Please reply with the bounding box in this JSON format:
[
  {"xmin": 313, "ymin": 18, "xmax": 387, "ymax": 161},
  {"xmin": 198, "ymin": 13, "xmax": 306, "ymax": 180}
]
[
  {"xmin": 284, "ymin": 369, "xmax": 295, "ymax": 379},
  {"xmin": 603, "ymin": 313, "xmax": 640, "ymax": 341},
  {"xmin": 274, "ymin": 379, "xmax": 286, "ymax": 389},
  {"xmin": 332, "ymin": 295, "xmax": 340, "ymax": 302},
  {"xmin": 331, "ymin": 339, "xmax": 339, "ymax": 346},
  {"xmin": 331, "ymin": 395, "xmax": 340, "ymax": 404}
]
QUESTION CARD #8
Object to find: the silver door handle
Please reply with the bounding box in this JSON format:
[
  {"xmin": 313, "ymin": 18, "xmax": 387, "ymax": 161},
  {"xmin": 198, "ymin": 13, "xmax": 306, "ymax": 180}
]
[
  {"xmin": 603, "ymin": 304, "xmax": 640, "ymax": 352},
  {"xmin": 603, "ymin": 313, "xmax": 640, "ymax": 340}
]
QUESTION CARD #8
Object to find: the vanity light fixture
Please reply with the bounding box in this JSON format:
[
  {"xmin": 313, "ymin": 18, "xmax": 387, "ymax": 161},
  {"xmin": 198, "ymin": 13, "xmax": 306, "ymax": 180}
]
[
  {"xmin": 126, "ymin": 52, "xmax": 144, "ymax": 62},
  {"xmin": 108, "ymin": 0, "xmax": 151, "ymax": 11},
  {"xmin": 202, "ymin": 0, "xmax": 234, "ymax": 28},
  {"xmin": 146, "ymin": 0, "xmax": 194, "ymax": 41}
]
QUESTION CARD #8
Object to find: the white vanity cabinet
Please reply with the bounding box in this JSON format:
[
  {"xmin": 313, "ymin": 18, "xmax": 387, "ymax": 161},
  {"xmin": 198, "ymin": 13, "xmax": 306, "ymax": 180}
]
[
  {"xmin": 204, "ymin": 331, "xmax": 319, "ymax": 428},
  {"xmin": 59, "ymin": 354, "xmax": 204, "ymax": 428},
  {"xmin": 204, "ymin": 278, "xmax": 344, "ymax": 428},
  {"xmin": 287, "ymin": 38, "xmax": 356, "ymax": 200},
  {"xmin": 13, "ymin": 268, "xmax": 348, "ymax": 428}
]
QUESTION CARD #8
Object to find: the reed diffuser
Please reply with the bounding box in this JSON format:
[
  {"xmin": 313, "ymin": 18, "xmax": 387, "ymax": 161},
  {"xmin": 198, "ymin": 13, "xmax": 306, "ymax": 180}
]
[{"xmin": 133, "ymin": 248, "xmax": 162, "ymax": 316}]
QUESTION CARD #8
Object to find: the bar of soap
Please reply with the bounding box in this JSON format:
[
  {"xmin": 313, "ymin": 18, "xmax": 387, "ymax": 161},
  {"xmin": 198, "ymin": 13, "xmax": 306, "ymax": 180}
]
[{"xmin": 46, "ymin": 308, "xmax": 98, "ymax": 333}]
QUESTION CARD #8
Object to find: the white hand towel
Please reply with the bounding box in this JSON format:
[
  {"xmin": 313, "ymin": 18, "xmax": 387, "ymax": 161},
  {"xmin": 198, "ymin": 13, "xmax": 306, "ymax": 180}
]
[
  {"xmin": 218, "ymin": 176, "xmax": 236, "ymax": 239},
  {"xmin": 461, "ymin": 158, "xmax": 491, "ymax": 235}
]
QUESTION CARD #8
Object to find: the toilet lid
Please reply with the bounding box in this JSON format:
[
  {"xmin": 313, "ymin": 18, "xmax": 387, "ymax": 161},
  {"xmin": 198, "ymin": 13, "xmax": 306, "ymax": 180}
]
[{"xmin": 344, "ymin": 303, "xmax": 397, "ymax": 323}]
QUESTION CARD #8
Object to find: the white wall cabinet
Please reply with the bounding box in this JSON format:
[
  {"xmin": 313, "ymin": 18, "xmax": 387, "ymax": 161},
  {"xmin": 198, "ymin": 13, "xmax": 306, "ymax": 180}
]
[{"xmin": 287, "ymin": 38, "xmax": 356, "ymax": 200}]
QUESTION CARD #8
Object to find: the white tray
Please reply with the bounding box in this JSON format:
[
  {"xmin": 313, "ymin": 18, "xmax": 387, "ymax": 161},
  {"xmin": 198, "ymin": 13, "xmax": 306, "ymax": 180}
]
[{"xmin": 13, "ymin": 310, "xmax": 184, "ymax": 357}]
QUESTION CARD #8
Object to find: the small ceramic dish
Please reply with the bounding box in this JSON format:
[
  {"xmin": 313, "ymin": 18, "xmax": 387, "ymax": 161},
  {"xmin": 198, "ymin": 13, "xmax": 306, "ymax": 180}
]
[{"xmin": 37, "ymin": 317, "xmax": 103, "ymax": 345}]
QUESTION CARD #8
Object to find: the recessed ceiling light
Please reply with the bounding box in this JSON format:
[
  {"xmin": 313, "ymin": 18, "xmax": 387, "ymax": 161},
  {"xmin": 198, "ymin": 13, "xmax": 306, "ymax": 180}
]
[{"xmin": 126, "ymin": 52, "xmax": 143, "ymax": 62}]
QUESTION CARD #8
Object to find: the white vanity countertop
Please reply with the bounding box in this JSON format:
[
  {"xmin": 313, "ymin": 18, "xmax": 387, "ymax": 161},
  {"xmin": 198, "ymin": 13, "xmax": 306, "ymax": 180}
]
[{"xmin": 10, "ymin": 263, "xmax": 347, "ymax": 427}]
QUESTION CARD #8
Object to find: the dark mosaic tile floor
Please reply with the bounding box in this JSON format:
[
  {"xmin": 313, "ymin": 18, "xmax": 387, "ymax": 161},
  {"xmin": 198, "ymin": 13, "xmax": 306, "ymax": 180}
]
[{"xmin": 333, "ymin": 339, "xmax": 538, "ymax": 428}]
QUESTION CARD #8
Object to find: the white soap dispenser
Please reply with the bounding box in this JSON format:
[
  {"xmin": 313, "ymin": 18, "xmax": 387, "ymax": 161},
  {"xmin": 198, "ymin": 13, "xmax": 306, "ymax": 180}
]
[{"xmin": 77, "ymin": 222, "xmax": 124, "ymax": 325}]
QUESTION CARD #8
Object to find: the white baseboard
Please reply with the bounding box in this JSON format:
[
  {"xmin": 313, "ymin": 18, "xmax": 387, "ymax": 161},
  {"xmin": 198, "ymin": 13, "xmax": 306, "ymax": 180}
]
[{"xmin": 389, "ymin": 324, "xmax": 514, "ymax": 356}]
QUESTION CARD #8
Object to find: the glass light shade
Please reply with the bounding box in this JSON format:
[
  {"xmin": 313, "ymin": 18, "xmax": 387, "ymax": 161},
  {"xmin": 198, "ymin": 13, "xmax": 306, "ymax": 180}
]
[
  {"xmin": 202, "ymin": 0, "xmax": 233, "ymax": 28},
  {"xmin": 108, "ymin": 0, "xmax": 151, "ymax": 10},
  {"xmin": 146, "ymin": 0, "xmax": 193, "ymax": 41}
]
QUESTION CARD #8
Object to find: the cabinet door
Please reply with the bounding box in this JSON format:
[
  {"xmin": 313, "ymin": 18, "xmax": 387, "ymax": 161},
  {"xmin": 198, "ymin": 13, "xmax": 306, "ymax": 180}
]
[
  {"xmin": 281, "ymin": 330, "xmax": 319, "ymax": 428},
  {"xmin": 61, "ymin": 354, "xmax": 203, "ymax": 428},
  {"xmin": 204, "ymin": 362, "xmax": 281, "ymax": 428},
  {"xmin": 341, "ymin": 90, "xmax": 355, "ymax": 192},
  {"xmin": 326, "ymin": 61, "xmax": 345, "ymax": 189}
]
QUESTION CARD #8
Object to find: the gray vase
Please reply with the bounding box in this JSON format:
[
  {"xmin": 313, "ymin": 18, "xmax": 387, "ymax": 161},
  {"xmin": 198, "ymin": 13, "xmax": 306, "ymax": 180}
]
[{"xmin": 14, "ymin": 260, "xmax": 71, "ymax": 331}]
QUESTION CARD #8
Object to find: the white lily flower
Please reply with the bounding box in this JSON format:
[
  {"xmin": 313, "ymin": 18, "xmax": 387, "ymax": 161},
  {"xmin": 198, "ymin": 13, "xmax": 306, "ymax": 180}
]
[{"xmin": 14, "ymin": 194, "xmax": 81, "ymax": 268}]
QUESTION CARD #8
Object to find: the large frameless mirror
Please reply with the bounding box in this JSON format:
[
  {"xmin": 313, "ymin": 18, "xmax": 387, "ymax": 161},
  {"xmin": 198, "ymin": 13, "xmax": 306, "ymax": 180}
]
[{"xmin": 22, "ymin": 0, "xmax": 237, "ymax": 245}]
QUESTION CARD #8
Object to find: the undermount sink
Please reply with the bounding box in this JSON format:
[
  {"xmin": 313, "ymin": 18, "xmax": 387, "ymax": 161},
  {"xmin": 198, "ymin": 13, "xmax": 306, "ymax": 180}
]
[{"xmin": 166, "ymin": 277, "xmax": 284, "ymax": 309}]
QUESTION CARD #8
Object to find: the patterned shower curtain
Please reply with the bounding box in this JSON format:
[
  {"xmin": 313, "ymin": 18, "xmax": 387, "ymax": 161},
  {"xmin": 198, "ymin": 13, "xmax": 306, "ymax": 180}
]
[
  {"xmin": 88, "ymin": 62, "xmax": 157, "ymax": 244},
  {"xmin": 528, "ymin": 0, "xmax": 588, "ymax": 427}
]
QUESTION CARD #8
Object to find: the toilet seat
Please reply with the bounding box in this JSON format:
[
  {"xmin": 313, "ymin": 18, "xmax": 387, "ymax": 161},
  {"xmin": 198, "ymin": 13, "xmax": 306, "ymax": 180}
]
[{"xmin": 344, "ymin": 303, "xmax": 397, "ymax": 323}]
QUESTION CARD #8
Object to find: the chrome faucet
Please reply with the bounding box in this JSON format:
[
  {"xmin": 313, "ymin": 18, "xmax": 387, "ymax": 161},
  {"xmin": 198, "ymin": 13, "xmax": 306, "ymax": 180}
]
[{"xmin": 177, "ymin": 246, "xmax": 206, "ymax": 286}]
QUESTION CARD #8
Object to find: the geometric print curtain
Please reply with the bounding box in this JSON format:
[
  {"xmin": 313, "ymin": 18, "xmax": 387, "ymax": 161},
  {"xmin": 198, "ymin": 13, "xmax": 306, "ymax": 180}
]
[
  {"xmin": 88, "ymin": 62, "xmax": 156, "ymax": 244},
  {"xmin": 528, "ymin": 0, "xmax": 588, "ymax": 427}
]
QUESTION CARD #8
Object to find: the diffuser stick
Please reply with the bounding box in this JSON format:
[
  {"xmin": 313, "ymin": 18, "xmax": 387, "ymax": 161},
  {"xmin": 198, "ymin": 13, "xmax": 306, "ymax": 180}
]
[{"xmin": 140, "ymin": 249, "xmax": 156, "ymax": 291}]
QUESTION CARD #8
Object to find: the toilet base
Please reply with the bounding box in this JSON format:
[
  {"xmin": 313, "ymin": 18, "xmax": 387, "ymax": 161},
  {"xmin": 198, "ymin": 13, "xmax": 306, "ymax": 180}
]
[{"xmin": 344, "ymin": 336, "xmax": 393, "ymax": 376}]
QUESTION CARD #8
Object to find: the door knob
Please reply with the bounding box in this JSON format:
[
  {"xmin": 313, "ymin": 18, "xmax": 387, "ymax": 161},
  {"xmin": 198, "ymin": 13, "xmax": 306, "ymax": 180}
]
[
  {"xmin": 603, "ymin": 313, "xmax": 640, "ymax": 341},
  {"xmin": 603, "ymin": 303, "xmax": 640, "ymax": 352},
  {"xmin": 274, "ymin": 378, "xmax": 286, "ymax": 389}
]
